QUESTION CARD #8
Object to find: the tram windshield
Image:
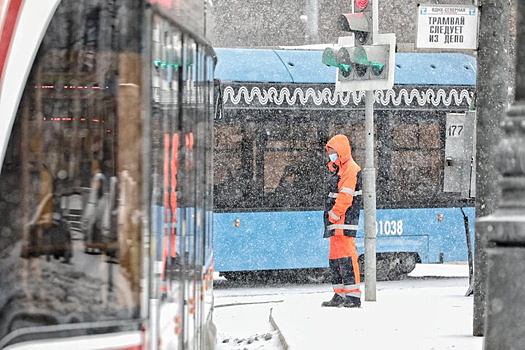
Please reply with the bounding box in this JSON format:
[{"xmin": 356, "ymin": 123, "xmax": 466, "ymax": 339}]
[{"xmin": 0, "ymin": 0, "xmax": 144, "ymax": 346}]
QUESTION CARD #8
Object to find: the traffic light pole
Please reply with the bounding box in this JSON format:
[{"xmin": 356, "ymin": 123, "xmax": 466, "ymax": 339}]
[
  {"xmin": 363, "ymin": 90, "xmax": 377, "ymax": 301},
  {"xmin": 473, "ymin": 0, "xmax": 510, "ymax": 336}
]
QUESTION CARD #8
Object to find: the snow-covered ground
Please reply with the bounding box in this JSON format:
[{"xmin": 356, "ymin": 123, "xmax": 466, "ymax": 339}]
[
  {"xmin": 214, "ymin": 300, "xmax": 282, "ymax": 350},
  {"xmin": 214, "ymin": 263, "xmax": 483, "ymax": 350}
]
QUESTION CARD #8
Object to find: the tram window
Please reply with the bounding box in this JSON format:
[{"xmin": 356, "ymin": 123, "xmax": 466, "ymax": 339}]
[
  {"xmin": 262, "ymin": 122, "xmax": 323, "ymax": 209},
  {"xmin": 393, "ymin": 123, "xmax": 440, "ymax": 149},
  {"xmin": 213, "ymin": 119, "xmax": 325, "ymax": 210},
  {"xmin": 393, "ymin": 125, "xmax": 419, "ymax": 148},
  {"xmin": 264, "ymin": 151, "xmax": 288, "ymax": 191},
  {"xmin": 419, "ymin": 124, "xmax": 440, "ymax": 149},
  {"xmin": 329, "ymin": 124, "xmax": 367, "ymax": 148},
  {"xmin": 215, "ymin": 125, "xmax": 243, "ymax": 148},
  {"xmin": 328, "ymin": 123, "xmax": 369, "ymax": 167},
  {"xmin": 264, "ymin": 150, "xmax": 322, "ymax": 208},
  {"xmin": 390, "ymin": 122, "xmax": 442, "ymax": 203},
  {"xmin": 263, "ymin": 150, "xmax": 309, "ymax": 191},
  {"xmin": 214, "ymin": 125, "xmax": 244, "ymax": 208},
  {"xmin": 390, "ymin": 150, "xmax": 441, "ymax": 200},
  {"xmin": 0, "ymin": 0, "xmax": 144, "ymax": 343}
]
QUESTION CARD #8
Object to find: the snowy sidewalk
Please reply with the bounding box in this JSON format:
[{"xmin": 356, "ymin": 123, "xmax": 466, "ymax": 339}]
[{"xmin": 270, "ymin": 264, "xmax": 483, "ymax": 350}]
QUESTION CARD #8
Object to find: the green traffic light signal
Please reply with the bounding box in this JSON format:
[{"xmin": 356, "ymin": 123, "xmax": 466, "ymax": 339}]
[
  {"xmin": 351, "ymin": 46, "xmax": 368, "ymax": 77},
  {"xmin": 362, "ymin": 44, "xmax": 388, "ymax": 76},
  {"xmin": 353, "ymin": 46, "xmax": 368, "ymax": 65},
  {"xmin": 321, "ymin": 48, "xmax": 338, "ymax": 66},
  {"xmin": 340, "ymin": 65, "xmax": 352, "ymax": 77},
  {"xmin": 323, "ymin": 43, "xmax": 388, "ymax": 82},
  {"xmin": 370, "ymin": 62, "xmax": 385, "ymax": 76},
  {"xmin": 343, "ymin": 46, "xmax": 386, "ymax": 77},
  {"xmin": 322, "ymin": 48, "xmax": 352, "ymax": 77}
]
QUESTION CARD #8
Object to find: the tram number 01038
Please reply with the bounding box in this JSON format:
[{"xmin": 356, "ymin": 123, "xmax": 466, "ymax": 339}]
[{"xmin": 376, "ymin": 220, "xmax": 403, "ymax": 235}]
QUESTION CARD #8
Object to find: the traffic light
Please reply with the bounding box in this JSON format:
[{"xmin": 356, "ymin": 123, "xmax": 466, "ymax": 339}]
[
  {"xmin": 323, "ymin": 44, "xmax": 386, "ymax": 80},
  {"xmin": 322, "ymin": 0, "xmax": 395, "ymax": 92},
  {"xmin": 339, "ymin": 45, "xmax": 388, "ymax": 78},
  {"xmin": 322, "ymin": 34, "xmax": 395, "ymax": 92},
  {"xmin": 339, "ymin": 0, "xmax": 374, "ymax": 45}
]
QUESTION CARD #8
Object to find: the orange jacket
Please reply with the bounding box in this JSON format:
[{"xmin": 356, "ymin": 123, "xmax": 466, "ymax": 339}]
[{"xmin": 324, "ymin": 134, "xmax": 362, "ymax": 238}]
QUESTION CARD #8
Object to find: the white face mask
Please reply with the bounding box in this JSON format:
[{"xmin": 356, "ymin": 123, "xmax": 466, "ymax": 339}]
[{"xmin": 329, "ymin": 153, "xmax": 338, "ymax": 162}]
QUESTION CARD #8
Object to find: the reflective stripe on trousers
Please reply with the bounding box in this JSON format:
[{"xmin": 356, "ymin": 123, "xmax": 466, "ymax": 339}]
[{"xmin": 333, "ymin": 283, "xmax": 361, "ymax": 298}]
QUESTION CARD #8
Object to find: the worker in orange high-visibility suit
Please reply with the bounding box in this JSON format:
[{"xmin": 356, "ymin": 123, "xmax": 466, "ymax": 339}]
[{"xmin": 321, "ymin": 134, "xmax": 363, "ymax": 308}]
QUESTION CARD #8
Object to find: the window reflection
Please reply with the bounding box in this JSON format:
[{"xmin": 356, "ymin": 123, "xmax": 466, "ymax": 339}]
[
  {"xmin": 213, "ymin": 118, "xmax": 325, "ymax": 210},
  {"xmin": 0, "ymin": 0, "xmax": 143, "ymax": 344},
  {"xmin": 149, "ymin": 15, "xmax": 215, "ymax": 346}
]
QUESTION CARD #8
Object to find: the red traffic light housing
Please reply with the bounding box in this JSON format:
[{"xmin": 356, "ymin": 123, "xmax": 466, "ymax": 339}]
[
  {"xmin": 339, "ymin": 0, "xmax": 373, "ymax": 45},
  {"xmin": 354, "ymin": 0, "xmax": 369, "ymax": 10}
]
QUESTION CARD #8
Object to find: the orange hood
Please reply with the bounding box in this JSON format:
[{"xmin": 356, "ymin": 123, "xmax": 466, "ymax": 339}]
[{"xmin": 326, "ymin": 134, "xmax": 352, "ymax": 169}]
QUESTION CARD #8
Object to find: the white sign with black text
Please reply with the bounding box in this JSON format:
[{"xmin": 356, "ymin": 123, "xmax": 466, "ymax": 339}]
[{"xmin": 416, "ymin": 4, "xmax": 478, "ymax": 50}]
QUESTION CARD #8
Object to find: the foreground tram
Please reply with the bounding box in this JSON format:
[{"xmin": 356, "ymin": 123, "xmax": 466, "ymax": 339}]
[
  {"xmin": 0, "ymin": 0, "xmax": 215, "ymax": 349},
  {"xmin": 213, "ymin": 48, "xmax": 476, "ymax": 281}
]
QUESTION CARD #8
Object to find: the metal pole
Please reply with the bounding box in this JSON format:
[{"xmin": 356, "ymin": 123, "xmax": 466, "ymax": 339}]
[
  {"xmin": 473, "ymin": 0, "xmax": 510, "ymax": 336},
  {"xmin": 305, "ymin": 0, "xmax": 318, "ymax": 44},
  {"xmin": 363, "ymin": 90, "xmax": 377, "ymax": 301}
]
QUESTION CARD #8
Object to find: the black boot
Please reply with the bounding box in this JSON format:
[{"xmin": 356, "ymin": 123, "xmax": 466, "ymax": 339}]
[
  {"xmin": 343, "ymin": 295, "xmax": 361, "ymax": 308},
  {"xmin": 321, "ymin": 294, "xmax": 344, "ymax": 307}
]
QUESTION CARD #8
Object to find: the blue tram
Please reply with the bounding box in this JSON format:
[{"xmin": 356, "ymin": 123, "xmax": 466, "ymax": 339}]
[{"xmin": 213, "ymin": 48, "xmax": 476, "ymax": 281}]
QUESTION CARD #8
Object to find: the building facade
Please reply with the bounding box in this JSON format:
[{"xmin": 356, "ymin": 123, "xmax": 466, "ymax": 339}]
[{"xmin": 212, "ymin": 0, "xmax": 476, "ymax": 51}]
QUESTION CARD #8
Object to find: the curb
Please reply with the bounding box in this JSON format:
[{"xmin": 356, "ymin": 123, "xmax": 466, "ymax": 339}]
[{"xmin": 269, "ymin": 307, "xmax": 289, "ymax": 350}]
